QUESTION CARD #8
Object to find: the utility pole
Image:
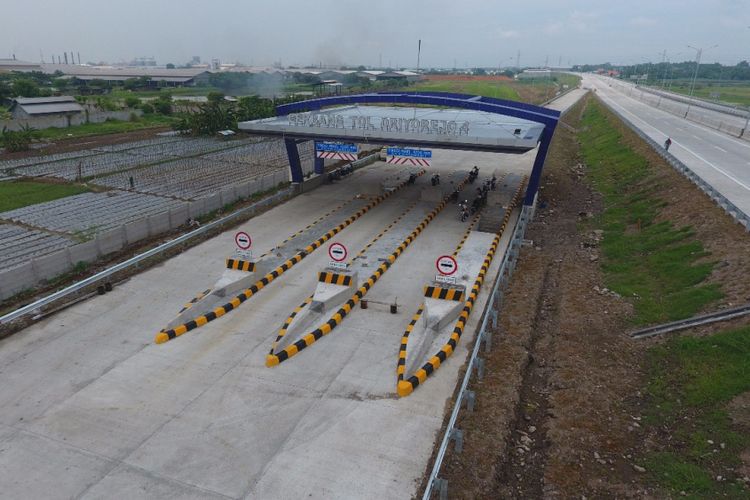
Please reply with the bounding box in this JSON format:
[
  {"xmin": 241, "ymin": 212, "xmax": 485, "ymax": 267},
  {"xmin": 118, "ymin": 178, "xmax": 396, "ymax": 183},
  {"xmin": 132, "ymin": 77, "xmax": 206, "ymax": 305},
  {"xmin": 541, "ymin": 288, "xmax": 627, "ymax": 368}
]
[
  {"xmin": 416, "ymin": 39, "xmax": 421, "ymax": 72},
  {"xmin": 516, "ymin": 50, "xmax": 520, "ymax": 70},
  {"xmin": 686, "ymin": 44, "xmax": 718, "ymax": 117},
  {"xmin": 660, "ymin": 49, "xmax": 667, "ymax": 89}
]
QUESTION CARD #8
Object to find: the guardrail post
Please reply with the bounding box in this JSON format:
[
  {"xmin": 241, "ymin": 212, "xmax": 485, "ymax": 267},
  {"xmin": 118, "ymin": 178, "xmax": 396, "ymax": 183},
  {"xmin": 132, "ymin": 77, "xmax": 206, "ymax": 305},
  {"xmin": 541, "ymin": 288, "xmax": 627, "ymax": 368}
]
[
  {"xmin": 463, "ymin": 390, "xmax": 476, "ymax": 412},
  {"xmin": 450, "ymin": 428, "xmax": 464, "ymax": 453},
  {"xmin": 490, "ymin": 308, "xmax": 498, "ymax": 329},
  {"xmin": 475, "ymin": 357, "xmax": 485, "ymax": 380},
  {"xmin": 483, "ymin": 328, "xmax": 493, "ymax": 352},
  {"xmin": 434, "ymin": 478, "xmax": 448, "ymax": 500}
]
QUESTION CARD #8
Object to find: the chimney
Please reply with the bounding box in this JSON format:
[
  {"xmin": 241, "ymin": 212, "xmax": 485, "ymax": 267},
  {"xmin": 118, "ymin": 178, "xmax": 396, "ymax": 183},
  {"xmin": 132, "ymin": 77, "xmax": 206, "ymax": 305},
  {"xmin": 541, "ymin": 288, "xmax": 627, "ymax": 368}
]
[
  {"xmin": 70, "ymin": 52, "xmax": 74, "ymax": 65},
  {"xmin": 77, "ymin": 52, "xmax": 81, "ymax": 65},
  {"xmin": 64, "ymin": 53, "xmax": 68, "ymax": 64},
  {"xmin": 13, "ymin": 54, "xmax": 16, "ymax": 60}
]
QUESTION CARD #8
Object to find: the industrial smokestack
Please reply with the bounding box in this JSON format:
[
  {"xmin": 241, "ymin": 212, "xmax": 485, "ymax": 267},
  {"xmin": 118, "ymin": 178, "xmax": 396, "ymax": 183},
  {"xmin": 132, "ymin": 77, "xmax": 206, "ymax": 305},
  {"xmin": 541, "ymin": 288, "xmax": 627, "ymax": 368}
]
[
  {"xmin": 70, "ymin": 52, "xmax": 74, "ymax": 65},
  {"xmin": 64, "ymin": 53, "xmax": 68, "ymax": 64},
  {"xmin": 77, "ymin": 52, "xmax": 81, "ymax": 65}
]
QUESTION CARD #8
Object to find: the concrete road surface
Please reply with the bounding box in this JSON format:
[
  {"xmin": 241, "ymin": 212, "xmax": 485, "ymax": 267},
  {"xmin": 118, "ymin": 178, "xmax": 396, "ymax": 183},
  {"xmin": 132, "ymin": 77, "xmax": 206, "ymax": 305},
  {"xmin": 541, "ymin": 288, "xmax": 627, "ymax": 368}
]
[
  {"xmin": 0, "ymin": 91, "xmax": 584, "ymax": 499},
  {"xmin": 585, "ymin": 74, "xmax": 750, "ymax": 218}
]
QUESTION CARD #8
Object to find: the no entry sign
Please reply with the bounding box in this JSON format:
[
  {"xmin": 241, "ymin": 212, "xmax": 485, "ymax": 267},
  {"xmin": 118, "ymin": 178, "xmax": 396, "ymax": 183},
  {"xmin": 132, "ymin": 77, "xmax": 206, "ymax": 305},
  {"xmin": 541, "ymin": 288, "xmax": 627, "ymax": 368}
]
[
  {"xmin": 436, "ymin": 255, "xmax": 458, "ymax": 276},
  {"xmin": 234, "ymin": 231, "xmax": 252, "ymax": 250},
  {"xmin": 328, "ymin": 242, "xmax": 348, "ymax": 262}
]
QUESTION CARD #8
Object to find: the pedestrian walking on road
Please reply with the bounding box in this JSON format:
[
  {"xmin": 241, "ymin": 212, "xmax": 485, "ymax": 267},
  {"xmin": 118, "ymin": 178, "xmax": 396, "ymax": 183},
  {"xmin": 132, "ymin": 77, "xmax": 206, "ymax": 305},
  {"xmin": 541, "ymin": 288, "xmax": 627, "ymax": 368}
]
[{"xmin": 664, "ymin": 137, "xmax": 672, "ymax": 151}]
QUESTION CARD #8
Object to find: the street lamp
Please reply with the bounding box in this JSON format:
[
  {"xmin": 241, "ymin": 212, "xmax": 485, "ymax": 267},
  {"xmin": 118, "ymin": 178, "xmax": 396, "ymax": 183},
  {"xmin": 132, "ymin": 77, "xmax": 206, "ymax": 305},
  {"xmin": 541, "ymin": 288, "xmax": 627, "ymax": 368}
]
[{"xmin": 685, "ymin": 44, "xmax": 718, "ymax": 117}]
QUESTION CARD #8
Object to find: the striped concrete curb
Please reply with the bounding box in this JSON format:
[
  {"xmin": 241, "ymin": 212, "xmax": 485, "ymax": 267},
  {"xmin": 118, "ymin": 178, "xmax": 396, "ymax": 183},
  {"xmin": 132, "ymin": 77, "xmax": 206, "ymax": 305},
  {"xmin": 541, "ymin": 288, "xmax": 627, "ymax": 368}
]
[
  {"xmin": 154, "ymin": 171, "xmax": 423, "ymax": 344},
  {"xmin": 397, "ymin": 180, "xmax": 524, "ymax": 397},
  {"xmin": 266, "ymin": 178, "xmax": 468, "ymax": 366}
]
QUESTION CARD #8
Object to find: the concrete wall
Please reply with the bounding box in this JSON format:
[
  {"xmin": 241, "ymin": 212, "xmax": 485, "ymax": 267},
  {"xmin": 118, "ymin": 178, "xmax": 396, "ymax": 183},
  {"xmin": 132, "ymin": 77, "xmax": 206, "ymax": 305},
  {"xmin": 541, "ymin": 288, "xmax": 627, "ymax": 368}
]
[
  {"xmin": 0, "ymin": 109, "xmax": 143, "ymax": 132},
  {"xmin": 0, "ymin": 168, "xmax": 293, "ymax": 300},
  {"xmin": 625, "ymin": 86, "xmax": 750, "ymax": 142}
]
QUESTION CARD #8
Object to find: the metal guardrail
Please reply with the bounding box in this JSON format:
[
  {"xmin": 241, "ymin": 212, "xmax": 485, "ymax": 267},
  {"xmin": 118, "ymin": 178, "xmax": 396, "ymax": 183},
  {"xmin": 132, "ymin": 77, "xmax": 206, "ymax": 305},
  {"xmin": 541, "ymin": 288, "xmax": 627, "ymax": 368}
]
[
  {"xmin": 0, "ymin": 152, "xmax": 383, "ymax": 326},
  {"xmin": 0, "ymin": 188, "xmax": 294, "ymax": 325},
  {"xmin": 422, "ymin": 204, "xmax": 532, "ymax": 500},
  {"xmin": 596, "ymin": 96, "xmax": 750, "ymax": 231},
  {"xmin": 630, "ymin": 303, "xmax": 750, "ymax": 339},
  {"xmin": 422, "ymin": 88, "xmax": 583, "ymax": 500}
]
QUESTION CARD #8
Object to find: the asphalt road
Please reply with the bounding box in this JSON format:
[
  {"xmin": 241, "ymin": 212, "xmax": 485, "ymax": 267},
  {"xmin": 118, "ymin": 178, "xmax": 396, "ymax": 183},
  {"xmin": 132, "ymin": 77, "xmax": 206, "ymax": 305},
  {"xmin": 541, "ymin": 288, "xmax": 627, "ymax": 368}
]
[{"xmin": 585, "ymin": 74, "xmax": 750, "ymax": 218}]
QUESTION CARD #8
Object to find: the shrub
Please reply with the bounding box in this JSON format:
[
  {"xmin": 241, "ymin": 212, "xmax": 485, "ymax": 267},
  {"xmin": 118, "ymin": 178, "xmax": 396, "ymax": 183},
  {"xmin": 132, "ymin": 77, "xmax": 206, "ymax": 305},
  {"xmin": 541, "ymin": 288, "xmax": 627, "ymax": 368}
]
[{"xmin": 124, "ymin": 96, "xmax": 140, "ymax": 108}]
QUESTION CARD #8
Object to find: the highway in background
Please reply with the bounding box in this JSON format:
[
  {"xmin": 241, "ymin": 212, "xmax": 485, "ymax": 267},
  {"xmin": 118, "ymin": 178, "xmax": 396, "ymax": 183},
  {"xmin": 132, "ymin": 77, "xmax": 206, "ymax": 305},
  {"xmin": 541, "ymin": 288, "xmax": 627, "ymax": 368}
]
[{"xmin": 584, "ymin": 74, "xmax": 750, "ymax": 218}]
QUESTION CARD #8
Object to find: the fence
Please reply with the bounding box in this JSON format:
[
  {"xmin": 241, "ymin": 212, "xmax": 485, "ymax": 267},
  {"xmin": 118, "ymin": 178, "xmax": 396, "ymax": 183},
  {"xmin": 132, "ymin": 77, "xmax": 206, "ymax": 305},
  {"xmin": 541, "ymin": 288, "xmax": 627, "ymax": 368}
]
[
  {"xmin": 422, "ymin": 203, "xmax": 533, "ymax": 499},
  {"xmin": 0, "ymin": 168, "xmax": 292, "ymax": 300},
  {"xmin": 0, "ymin": 110, "xmax": 143, "ymax": 132},
  {"xmin": 421, "ymin": 90, "xmax": 585, "ymax": 499}
]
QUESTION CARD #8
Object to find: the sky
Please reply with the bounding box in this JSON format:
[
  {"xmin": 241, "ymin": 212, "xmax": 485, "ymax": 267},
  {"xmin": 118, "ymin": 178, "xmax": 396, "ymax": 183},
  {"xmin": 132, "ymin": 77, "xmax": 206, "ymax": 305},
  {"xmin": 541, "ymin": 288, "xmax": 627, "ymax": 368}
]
[{"xmin": 2, "ymin": 0, "xmax": 749, "ymax": 68}]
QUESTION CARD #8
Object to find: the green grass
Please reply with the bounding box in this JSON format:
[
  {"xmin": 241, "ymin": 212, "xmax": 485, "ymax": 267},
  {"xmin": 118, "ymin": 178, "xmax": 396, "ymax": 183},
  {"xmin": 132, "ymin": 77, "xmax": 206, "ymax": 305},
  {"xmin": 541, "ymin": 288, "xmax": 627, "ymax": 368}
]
[
  {"xmin": 642, "ymin": 326, "xmax": 750, "ymax": 499},
  {"xmin": 668, "ymin": 83, "xmax": 750, "ymax": 107},
  {"xmin": 412, "ymin": 80, "xmax": 521, "ymax": 100},
  {"xmin": 109, "ymin": 86, "xmax": 222, "ymax": 99},
  {"xmin": 33, "ymin": 114, "xmax": 177, "ymax": 141},
  {"xmin": 0, "ymin": 181, "xmax": 90, "ymax": 212},
  {"xmin": 579, "ymin": 99, "xmax": 723, "ymax": 325}
]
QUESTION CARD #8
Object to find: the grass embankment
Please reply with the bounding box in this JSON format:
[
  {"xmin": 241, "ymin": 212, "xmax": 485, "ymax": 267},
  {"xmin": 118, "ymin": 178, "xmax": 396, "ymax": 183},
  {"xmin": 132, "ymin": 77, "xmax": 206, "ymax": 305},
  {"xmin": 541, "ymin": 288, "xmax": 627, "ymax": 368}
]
[
  {"xmin": 0, "ymin": 181, "xmax": 90, "ymax": 212},
  {"xmin": 669, "ymin": 83, "xmax": 750, "ymax": 107},
  {"xmin": 413, "ymin": 79, "xmax": 521, "ymax": 100},
  {"xmin": 33, "ymin": 114, "xmax": 176, "ymax": 140},
  {"xmin": 579, "ymin": 99, "xmax": 722, "ymax": 325},
  {"xmin": 644, "ymin": 327, "xmax": 750, "ymax": 498},
  {"xmin": 109, "ymin": 86, "xmax": 222, "ymax": 99},
  {"xmin": 581, "ymin": 96, "xmax": 748, "ymax": 498}
]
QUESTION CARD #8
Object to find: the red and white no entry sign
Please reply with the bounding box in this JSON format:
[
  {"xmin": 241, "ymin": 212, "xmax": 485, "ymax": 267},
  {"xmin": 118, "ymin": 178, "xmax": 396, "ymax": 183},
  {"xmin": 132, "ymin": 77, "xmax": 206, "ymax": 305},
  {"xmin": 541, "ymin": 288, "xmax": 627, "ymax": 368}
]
[
  {"xmin": 436, "ymin": 255, "xmax": 458, "ymax": 276},
  {"xmin": 328, "ymin": 242, "xmax": 348, "ymax": 262},
  {"xmin": 234, "ymin": 231, "xmax": 252, "ymax": 250}
]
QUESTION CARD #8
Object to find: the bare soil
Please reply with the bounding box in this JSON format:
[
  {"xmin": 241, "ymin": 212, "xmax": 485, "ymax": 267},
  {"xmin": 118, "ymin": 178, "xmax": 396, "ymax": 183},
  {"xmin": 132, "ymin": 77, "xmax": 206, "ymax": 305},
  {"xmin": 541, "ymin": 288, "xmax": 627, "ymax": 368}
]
[{"xmin": 428, "ymin": 94, "xmax": 750, "ymax": 498}]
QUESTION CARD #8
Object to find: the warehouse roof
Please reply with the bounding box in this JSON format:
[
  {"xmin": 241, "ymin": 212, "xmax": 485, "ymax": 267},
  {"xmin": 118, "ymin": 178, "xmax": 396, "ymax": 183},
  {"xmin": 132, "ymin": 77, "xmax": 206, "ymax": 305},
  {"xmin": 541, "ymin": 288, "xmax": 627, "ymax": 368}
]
[{"xmin": 10, "ymin": 96, "xmax": 83, "ymax": 115}]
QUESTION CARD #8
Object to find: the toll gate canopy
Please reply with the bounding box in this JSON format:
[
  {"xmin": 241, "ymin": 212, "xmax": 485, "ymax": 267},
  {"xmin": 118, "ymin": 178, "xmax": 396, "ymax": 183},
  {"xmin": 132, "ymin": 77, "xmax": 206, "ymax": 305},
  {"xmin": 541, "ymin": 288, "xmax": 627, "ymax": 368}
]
[{"xmin": 238, "ymin": 91, "xmax": 560, "ymax": 206}]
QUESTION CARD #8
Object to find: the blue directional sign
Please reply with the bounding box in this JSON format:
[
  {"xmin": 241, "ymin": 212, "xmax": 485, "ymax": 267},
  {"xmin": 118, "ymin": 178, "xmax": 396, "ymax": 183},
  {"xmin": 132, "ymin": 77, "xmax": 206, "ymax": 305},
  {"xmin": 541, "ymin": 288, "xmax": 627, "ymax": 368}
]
[
  {"xmin": 386, "ymin": 147, "xmax": 432, "ymax": 158},
  {"xmin": 315, "ymin": 142, "xmax": 358, "ymax": 153}
]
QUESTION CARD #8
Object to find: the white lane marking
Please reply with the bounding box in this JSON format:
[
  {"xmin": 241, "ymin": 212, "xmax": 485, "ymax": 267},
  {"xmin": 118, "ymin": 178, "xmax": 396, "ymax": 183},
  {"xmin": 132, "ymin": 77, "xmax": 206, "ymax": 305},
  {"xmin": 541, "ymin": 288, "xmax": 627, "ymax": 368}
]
[
  {"xmin": 691, "ymin": 134, "xmax": 702, "ymax": 141},
  {"xmin": 608, "ymin": 80, "xmax": 750, "ymax": 151},
  {"xmin": 601, "ymin": 92, "xmax": 750, "ymax": 193},
  {"xmin": 714, "ymin": 145, "xmax": 728, "ymax": 153}
]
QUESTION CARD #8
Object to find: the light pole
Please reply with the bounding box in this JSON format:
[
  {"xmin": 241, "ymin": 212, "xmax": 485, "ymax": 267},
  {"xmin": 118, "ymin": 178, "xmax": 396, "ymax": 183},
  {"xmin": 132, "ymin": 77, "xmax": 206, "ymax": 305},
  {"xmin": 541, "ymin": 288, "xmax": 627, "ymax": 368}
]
[{"xmin": 685, "ymin": 44, "xmax": 718, "ymax": 117}]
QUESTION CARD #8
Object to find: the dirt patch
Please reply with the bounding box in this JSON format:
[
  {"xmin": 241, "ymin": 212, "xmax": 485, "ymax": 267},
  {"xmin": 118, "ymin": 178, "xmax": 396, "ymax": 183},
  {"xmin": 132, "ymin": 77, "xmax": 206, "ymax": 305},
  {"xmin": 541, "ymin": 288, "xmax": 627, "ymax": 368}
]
[
  {"xmin": 429, "ymin": 93, "xmax": 750, "ymax": 498},
  {"xmin": 728, "ymin": 392, "xmax": 750, "ymax": 479}
]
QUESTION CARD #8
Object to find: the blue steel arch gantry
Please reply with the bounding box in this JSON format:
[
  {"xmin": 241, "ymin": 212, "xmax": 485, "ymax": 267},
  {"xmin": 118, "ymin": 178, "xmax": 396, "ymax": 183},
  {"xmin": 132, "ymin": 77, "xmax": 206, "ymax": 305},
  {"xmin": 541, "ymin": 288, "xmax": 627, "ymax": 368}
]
[{"xmin": 245, "ymin": 91, "xmax": 560, "ymax": 207}]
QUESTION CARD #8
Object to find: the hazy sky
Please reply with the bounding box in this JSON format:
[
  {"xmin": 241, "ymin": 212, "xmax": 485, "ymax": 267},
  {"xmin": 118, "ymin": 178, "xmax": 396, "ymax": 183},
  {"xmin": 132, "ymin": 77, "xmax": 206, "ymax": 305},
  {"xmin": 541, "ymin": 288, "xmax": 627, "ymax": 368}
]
[{"xmin": 3, "ymin": 0, "xmax": 749, "ymax": 68}]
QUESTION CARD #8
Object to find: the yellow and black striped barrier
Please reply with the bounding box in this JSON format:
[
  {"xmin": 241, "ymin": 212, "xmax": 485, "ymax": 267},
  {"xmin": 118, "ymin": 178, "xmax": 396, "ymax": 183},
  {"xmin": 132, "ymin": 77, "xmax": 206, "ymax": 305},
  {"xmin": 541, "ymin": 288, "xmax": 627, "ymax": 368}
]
[
  {"xmin": 225, "ymin": 258, "xmax": 255, "ymax": 272},
  {"xmin": 423, "ymin": 285, "xmax": 465, "ymax": 301},
  {"xmin": 266, "ymin": 177, "xmax": 468, "ymax": 366},
  {"xmin": 397, "ymin": 177, "xmax": 527, "ymax": 397},
  {"xmin": 397, "ymin": 306, "xmax": 424, "ymax": 381},
  {"xmin": 270, "ymin": 295, "xmax": 314, "ymax": 353},
  {"xmin": 155, "ymin": 170, "xmax": 425, "ymax": 344},
  {"xmin": 318, "ymin": 271, "xmax": 353, "ymax": 286}
]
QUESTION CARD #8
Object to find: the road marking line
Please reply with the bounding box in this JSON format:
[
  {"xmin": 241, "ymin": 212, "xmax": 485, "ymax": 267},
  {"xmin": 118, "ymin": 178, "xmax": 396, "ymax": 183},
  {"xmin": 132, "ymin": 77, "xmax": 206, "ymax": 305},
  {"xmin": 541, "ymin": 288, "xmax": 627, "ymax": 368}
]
[
  {"xmin": 602, "ymin": 77, "xmax": 750, "ymax": 151},
  {"xmin": 601, "ymin": 93, "xmax": 750, "ymax": 194},
  {"xmin": 714, "ymin": 145, "xmax": 728, "ymax": 153}
]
